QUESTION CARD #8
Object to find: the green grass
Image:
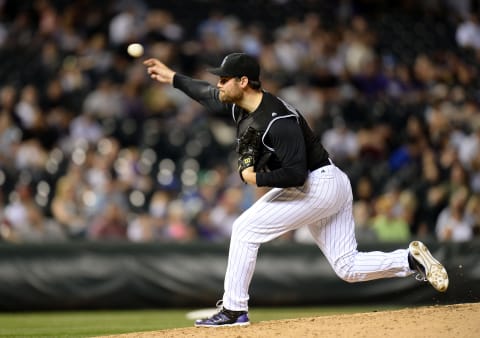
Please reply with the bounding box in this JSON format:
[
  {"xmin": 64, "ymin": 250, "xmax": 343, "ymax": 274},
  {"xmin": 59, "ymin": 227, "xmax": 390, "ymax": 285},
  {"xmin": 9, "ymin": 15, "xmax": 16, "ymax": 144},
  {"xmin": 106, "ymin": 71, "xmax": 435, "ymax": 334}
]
[{"xmin": 0, "ymin": 306, "xmax": 401, "ymax": 338}]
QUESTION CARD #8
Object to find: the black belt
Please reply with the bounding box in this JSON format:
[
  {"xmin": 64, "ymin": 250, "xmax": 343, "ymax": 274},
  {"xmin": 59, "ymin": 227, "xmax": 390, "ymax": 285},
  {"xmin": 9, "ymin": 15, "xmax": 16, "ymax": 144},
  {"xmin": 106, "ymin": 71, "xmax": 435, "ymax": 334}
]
[{"xmin": 311, "ymin": 157, "xmax": 331, "ymax": 171}]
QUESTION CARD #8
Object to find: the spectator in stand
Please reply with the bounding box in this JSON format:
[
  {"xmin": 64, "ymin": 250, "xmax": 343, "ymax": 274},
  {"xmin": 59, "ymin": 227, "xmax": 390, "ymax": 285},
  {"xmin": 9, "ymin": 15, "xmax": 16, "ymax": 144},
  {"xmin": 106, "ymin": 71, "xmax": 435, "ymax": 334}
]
[
  {"xmin": 371, "ymin": 190, "xmax": 411, "ymax": 242},
  {"xmin": 0, "ymin": 190, "xmax": 15, "ymax": 242},
  {"xmin": 456, "ymin": 12, "xmax": 480, "ymax": 51},
  {"xmin": 465, "ymin": 193, "xmax": 480, "ymax": 236},
  {"xmin": 51, "ymin": 169, "xmax": 89, "ymax": 239},
  {"xmin": 161, "ymin": 199, "xmax": 195, "ymax": 241},
  {"xmin": 127, "ymin": 213, "xmax": 157, "ymax": 242},
  {"xmin": 109, "ymin": 5, "xmax": 144, "ymax": 47},
  {"xmin": 351, "ymin": 55, "xmax": 389, "ymax": 99},
  {"xmin": 209, "ymin": 186, "xmax": 244, "ymax": 240},
  {"xmin": 68, "ymin": 111, "xmax": 104, "ymax": 145},
  {"xmin": 14, "ymin": 139, "xmax": 48, "ymax": 175},
  {"xmin": 0, "ymin": 85, "xmax": 17, "ymax": 119},
  {"xmin": 87, "ymin": 201, "xmax": 128, "ymax": 241},
  {"xmin": 458, "ymin": 121, "xmax": 480, "ymax": 175},
  {"xmin": 4, "ymin": 183, "xmax": 65, "ymax": 242},
  {"xmin": 447, "ymin": 161, "xmax": 471, "ymax": 196},
  {"xmin": 343, "ymin": 15, "xmax": 377, "ymax": 78},
  {"xmin": 321, "ymin": 115, "xmax": 359, "ymax": 167},
  {"xmin": 435, "ymin": 186, "xmax": 474, "ymax": 242},
  {"xmin": 82, "ymin": 79, "xmax": 124, "ymax": 119},
  {"xmin": 0, "ymin": 92, "xmax": 22, "ymax": 165},
  {"xmin": 14, "ymin": 84, "xmax": 42, "ymax": 135},
  {"xmin": 413, "ymin": 150, "xmax": 448, "ymax": 236},
  {"xmin": 386, "ymin": 63, "xmax": 423, "ymax": 102}
]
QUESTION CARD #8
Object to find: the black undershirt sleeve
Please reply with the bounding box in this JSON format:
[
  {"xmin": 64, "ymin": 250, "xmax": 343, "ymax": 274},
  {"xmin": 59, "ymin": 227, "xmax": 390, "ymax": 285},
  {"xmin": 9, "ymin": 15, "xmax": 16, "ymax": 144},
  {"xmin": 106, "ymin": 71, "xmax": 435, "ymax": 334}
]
[
  {"xmin": 173, "ymin": 73, "xmax": 230, "ymax": 114},
  {"xmin": 256, "ymin": 118, "xmax": 309, "ymax": 188}
]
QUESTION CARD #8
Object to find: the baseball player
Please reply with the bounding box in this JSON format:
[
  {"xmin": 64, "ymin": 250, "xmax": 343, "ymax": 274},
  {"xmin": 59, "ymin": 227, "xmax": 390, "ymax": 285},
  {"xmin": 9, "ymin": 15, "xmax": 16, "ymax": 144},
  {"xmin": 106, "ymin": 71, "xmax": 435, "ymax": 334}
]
[{"xmin": 143, "ymin": 53, "xmax": 449, "ymax": 327}]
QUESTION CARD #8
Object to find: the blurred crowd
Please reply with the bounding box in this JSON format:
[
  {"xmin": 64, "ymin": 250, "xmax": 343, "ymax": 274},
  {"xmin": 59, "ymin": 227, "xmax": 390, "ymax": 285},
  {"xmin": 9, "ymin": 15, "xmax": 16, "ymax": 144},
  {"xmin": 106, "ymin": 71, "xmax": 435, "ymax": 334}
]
[{"xmin": 0, "ymin": 0, "xmax": 480, "ymax": 244}]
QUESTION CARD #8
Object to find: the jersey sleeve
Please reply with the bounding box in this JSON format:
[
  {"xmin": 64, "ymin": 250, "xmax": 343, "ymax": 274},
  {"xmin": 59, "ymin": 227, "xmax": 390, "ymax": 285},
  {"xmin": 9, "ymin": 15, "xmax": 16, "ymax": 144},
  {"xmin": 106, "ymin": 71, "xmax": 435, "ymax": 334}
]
[
  {"xmin": 256, "ymin": 118, "xmax": 309, "ymax": 188},
  {"xmin": 173, "ymin": 73, "xmax": 231, "ymax": 114}
]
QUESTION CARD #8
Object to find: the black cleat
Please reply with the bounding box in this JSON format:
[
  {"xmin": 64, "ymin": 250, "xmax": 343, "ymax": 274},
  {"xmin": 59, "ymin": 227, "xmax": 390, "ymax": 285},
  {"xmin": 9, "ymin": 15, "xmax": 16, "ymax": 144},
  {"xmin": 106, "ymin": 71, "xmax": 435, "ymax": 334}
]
[{"xmin": 194, "ymin": 307, "xmax": 250, "ymax": 327}]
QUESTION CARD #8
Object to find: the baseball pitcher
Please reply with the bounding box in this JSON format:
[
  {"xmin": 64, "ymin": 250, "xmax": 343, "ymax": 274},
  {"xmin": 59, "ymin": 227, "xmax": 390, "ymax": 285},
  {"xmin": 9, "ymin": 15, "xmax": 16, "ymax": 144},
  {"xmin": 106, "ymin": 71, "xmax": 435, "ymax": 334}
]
[{"xmin": 144, "ymin": 53, "xmax": 449, "ymax": 327}]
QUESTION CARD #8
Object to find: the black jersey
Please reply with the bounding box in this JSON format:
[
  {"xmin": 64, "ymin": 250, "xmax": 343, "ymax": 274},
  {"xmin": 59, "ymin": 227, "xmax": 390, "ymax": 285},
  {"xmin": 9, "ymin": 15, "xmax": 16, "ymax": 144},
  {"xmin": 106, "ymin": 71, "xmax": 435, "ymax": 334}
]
[{"xmin": 173, "ymin": 74, "xmax": 330, "ymax": 188}]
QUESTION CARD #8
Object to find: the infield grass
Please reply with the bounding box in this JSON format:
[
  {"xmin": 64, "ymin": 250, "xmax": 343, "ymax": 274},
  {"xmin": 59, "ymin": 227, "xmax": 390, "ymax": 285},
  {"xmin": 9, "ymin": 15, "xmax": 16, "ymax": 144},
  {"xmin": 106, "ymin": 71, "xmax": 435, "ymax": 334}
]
[{"xmin": 0, "ymin": 305, "xmax": 401, "ymax": 337}]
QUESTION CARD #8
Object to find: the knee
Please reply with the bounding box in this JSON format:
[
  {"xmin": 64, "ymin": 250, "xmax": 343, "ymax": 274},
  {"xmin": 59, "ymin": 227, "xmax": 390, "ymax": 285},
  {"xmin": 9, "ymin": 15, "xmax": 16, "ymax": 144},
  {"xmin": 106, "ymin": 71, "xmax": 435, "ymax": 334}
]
[
  {"xmin": 334, "ymin": 269, "xmax": 357, "ymax": 283},
  {"xmin": 231, "ymin": 218, "xmax": 248, "ymax": 241},
  {"xmin": 332, "ymin": 258, "xmax": 357, "ymax": 283},
  {"xmin": 231, "ymin": 218, "xmax": 242, "ymax": 233}
]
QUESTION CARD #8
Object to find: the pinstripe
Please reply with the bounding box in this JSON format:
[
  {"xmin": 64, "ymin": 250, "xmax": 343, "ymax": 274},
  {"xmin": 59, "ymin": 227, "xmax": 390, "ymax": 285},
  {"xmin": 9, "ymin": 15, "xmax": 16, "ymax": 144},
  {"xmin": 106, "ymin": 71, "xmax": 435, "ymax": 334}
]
[{"xmin": 222, "ymin": 164, "xmax": 413, "ymax": 311}]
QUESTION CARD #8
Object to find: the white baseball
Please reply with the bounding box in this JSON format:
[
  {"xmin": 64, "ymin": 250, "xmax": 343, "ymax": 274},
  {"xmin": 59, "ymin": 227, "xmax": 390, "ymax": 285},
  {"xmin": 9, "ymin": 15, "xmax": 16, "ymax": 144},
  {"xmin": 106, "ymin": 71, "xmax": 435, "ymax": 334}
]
[{"xmin": 127, "ymin": 43, "xmax": 144, "ymax": 58}]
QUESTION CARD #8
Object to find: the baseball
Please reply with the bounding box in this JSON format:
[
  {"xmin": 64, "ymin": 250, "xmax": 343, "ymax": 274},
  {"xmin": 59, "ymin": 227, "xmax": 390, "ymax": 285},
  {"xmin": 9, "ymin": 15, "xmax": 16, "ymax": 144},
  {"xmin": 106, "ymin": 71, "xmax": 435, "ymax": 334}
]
[{"xmin": 127, "ymin": 43, "xmax": 144, "ymax": 58}]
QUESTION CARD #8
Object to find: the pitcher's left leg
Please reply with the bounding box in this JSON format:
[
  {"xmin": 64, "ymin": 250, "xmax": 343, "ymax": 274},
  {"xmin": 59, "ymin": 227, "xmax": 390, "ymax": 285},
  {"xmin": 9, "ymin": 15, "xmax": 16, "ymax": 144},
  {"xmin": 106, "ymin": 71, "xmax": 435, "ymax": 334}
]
[
  {"xmin": 307, "ymin": 168, "xmax": 413, "ymax": 281},
  {"xmin": 308, "ymin": 202, "xmax": 412, "ymax": 282}
]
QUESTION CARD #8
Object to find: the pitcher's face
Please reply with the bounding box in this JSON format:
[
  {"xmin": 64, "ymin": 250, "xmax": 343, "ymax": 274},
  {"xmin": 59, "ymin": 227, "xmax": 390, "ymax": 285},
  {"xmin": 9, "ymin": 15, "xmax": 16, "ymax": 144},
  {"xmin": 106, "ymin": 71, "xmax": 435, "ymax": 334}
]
[{"xmin": 217, "ymin": 77, "xmax": 243, "ymax": 103}]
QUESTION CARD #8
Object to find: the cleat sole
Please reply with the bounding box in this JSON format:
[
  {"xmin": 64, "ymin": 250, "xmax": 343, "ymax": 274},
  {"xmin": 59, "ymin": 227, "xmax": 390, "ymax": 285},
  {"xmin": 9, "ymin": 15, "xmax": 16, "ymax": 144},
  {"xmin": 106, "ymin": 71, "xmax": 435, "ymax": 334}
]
[
  {"xmin": 195, "ymin": 322, "xmax": 250, "ymax": 328},
  {"xmin": 409, "ymin": 241, "xmax": 449, "ymax": 292}
]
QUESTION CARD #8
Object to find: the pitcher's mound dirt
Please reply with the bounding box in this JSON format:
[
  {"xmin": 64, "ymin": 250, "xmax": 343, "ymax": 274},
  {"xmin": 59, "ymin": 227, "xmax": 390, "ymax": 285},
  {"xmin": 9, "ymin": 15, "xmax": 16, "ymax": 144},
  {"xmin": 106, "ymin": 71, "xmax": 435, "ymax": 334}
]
[{"xmin": 105, "ymin": 302, "xmax": 480, "ymax": 338}]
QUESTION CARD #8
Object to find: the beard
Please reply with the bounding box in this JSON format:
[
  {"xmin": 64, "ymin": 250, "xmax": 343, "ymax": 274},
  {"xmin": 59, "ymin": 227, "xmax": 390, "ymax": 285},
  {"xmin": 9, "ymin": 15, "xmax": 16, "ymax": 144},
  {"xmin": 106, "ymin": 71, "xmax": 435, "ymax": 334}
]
[{"xmin": 219, "ymin": 90, "xmax": 242, "ymax": 103}]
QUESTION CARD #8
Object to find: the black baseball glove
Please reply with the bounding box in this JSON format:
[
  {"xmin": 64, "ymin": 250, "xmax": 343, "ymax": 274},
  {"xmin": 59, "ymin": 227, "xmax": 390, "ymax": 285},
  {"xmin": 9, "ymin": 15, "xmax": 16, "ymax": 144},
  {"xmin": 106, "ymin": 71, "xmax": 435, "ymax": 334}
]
[{"xmin": 237, "ymin": 127, "xmax": 271, "ymax": 182}]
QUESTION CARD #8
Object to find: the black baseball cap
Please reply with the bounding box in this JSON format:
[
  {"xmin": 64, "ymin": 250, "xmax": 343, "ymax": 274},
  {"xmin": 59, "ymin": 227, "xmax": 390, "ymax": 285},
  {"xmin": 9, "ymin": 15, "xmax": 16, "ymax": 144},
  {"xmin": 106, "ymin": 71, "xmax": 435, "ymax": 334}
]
[{"xmin": 208, "ymin": 53, "xmax": 260, "ymax": 81}]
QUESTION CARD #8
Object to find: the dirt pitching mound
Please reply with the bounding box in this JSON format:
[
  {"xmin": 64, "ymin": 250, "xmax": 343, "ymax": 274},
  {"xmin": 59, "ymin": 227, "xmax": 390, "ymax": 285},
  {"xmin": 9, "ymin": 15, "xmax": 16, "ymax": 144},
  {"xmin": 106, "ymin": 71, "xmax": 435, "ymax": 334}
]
[{"xmin": 104, "ymin": 302, "xmax": 480, "ymax": 338}]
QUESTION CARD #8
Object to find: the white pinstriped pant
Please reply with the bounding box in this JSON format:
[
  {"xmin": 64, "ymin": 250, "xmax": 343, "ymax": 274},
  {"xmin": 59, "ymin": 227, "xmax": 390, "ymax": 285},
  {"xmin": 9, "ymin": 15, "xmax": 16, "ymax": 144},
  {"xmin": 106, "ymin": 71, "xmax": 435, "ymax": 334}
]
[{"xmin": 223, "ymin": 163, "xmax": 414, "ymax": 311}]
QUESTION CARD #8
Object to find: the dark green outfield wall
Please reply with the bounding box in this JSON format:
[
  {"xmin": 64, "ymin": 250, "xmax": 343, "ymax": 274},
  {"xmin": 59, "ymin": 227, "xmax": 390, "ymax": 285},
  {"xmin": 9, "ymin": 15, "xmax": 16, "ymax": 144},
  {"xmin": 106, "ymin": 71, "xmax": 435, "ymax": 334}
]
[{"xmin": 0, "ymin": 240, "xmax": 478, "ymax": 311}]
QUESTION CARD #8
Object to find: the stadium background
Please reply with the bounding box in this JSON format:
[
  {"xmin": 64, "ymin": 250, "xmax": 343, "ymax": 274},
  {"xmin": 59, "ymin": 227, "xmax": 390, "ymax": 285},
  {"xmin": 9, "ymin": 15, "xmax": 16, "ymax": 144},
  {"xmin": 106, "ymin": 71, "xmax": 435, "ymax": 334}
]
[{"xmin": 0, "ymin": 0, "xmax": 479, "ymax": 310}]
